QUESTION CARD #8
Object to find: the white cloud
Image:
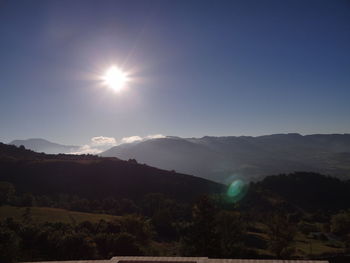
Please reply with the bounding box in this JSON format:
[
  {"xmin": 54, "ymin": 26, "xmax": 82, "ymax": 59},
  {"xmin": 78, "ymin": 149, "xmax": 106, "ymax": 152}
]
[
  {"xmin": 146, "ymin": 134, "xmax": 166, "ymax": 139},
  {"xmin": 70, "ymin": 134, "xmax": 166, "ymax": 155},
  {"xmin": 120, "ymin": 134, "xmax": 166, "ymax": 144},
  {"xmin": 70, "ymin": 136, "xmax": 117, "ymax": 155},
  {"xmin": 70, "ymin": 145, "xmax": 102, "ymax": 155},
  {"xmin": 91, "ymin": 136, "xmax": 117, "ymax": 146},
  {"xmin": 121, "ymin": 136, "xmax": 143, "ymax": 144}
]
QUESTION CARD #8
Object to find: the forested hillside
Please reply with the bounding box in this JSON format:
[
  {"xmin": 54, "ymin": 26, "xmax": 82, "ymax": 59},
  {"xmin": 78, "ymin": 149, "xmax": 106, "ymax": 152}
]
[{"xmin": 0, "ymin": 143, "xmax": 224, "ymax": 201}]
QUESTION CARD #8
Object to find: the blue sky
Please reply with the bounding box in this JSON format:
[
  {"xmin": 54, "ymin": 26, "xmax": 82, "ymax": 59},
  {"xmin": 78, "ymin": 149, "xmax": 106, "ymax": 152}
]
[{"xmin": 0, "ymin": 0, "xmax": 349, "ymax": 145}]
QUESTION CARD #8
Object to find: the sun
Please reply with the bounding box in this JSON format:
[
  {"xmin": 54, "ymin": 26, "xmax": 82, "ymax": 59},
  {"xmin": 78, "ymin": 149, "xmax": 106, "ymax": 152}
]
[{"xmin": 101, "ymin": 66, "xmax": 130, "ymax": 92}]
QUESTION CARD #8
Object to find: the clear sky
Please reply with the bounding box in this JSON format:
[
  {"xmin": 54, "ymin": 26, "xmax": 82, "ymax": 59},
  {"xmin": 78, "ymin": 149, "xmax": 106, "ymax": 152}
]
[{"xmin": 0, "ymin": 0, "xmax": 349, "ymax": 145}]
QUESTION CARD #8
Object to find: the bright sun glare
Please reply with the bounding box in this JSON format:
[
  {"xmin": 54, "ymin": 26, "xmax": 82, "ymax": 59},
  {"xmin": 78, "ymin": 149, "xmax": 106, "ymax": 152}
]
[{"xmin": 101, "ymin": 66, "xmax": 130, "ymax": 92}]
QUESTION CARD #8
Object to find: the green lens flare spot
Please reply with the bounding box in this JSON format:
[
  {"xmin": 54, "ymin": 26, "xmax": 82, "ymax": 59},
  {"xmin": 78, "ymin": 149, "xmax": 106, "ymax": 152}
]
[
  {"xmin": 227, "ymin": 179, "xmax": 244, "ymax": 197},
  {"xmin": 226, "ymin": 179, "xmax": 247, "ymax": 203}
]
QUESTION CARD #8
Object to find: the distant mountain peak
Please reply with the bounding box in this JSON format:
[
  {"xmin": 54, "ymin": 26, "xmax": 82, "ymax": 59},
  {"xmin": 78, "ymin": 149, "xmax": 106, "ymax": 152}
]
[{"xmin": 10, "ymin": 138, "xmax": 80, "ymax": 154}]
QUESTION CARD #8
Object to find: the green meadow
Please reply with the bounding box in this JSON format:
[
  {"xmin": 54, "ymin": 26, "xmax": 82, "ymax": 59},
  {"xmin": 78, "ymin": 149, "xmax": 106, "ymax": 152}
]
[{"xmin": 0, "ymin": 205, "xmax": 119, "ymax": 224}]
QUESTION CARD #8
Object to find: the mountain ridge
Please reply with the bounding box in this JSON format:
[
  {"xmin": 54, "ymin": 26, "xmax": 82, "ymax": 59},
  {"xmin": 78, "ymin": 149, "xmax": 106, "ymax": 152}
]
[
  {"xmin": 0, "ymin": 142, "xmax": 225, "ymax": 201},
  {"xmin": 10, "ymin": 138, "xmax": 80, "ymax": 154},
  {"xmin": 101, "ymin": 133, "xmax": 350, "ymax": 182}
]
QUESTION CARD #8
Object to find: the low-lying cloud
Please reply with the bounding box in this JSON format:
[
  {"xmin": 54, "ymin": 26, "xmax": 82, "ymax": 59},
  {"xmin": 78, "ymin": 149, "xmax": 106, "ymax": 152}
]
[
  {"xmin": 145, "ymin": 134, "xmax": 166, "ymax": 140},
  {"xmin": 91, "ymin": 136, "xmax": 117, "ymax": 146},
  {"xmin": 70, "ymin": 144, "xmax": 102, "ymax": 155},
  {"xmin": 121, "ymin": 136, "xmax": 143, "ymax": 144},
  {"xmin": 71, "ymin": 134, "xmax": 165, "ymax": 155},
  {"xmin": 120, "ymin": 134, "xmax": 165, "ymax": 144}
]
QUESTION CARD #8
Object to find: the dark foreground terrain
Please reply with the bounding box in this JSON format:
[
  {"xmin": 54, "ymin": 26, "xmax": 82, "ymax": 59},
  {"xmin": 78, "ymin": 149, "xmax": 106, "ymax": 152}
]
[{"xmin": 0, "ymin": 143, "xmax": 350, "ymax": 263}]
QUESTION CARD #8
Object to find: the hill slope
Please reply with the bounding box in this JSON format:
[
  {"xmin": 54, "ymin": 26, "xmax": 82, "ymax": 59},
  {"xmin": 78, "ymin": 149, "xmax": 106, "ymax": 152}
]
[
  {"xmin": 0, "ymin": 206, "xmax": 119, "ymax": 223},
  {"xmin": 10, "ymin": 138, "xmax": 80, "ymax": 154},
  {"xmin": 0, "ymin": 143, "xmax": 224, "ymax": 201},
  {"xmin": 101, "ymin": 134, "xmax": 350, "ymax": 182}
]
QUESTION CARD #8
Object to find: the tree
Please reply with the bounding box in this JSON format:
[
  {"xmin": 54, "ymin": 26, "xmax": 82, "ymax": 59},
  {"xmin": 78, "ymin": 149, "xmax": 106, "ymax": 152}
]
[
  {"xmin": 59, "ymin": 233, "xmax": 97, "ymax": 260},
  {"xmin": 120, "ymin": 199, "xmax": 139, "ymax": 214},
  {"xmin": 0, "ymin": 228, "xmax": 19, "ymax": 263},
  {"xmin": 180, "ymin": 195, "xmax": 219, "ymax": 257},
  {"xmin": 21, "ymin": 193, "xmax": 36, "ymax": 207},
  {"xmin": 120, "ymin": 215, "xmax": 154, "ymax": 245},
  {"xmin": 71, "ymin": 198, "xmax": 90, "ymax": 212},
  {"xmin": 22, "ymin": 207, "xmax": 33, "ymax": 225},
  {"xmin": 265, "ymin": 213, "xmax": 296, "ymax": 258},
  {"xmin": 152, "ymin": 209, "xmax": 177, "ymax": 240},
  {"xmin": 0, "ymin": 182, "xmax": 15, "ymax": 205},
  {"xmin": 108, "ymin": 232, "xmax": 142, "ymax": 256},
  {"xmin": 95, "ymin": 233, "xmax": 115, "ymax": 258},
  {"xmin": 331, "ymin": 211, "xmax": 350, "ymax": 236},
  {"xmin": 141, "ymin": 193, "xmax": 167, "ymax": 217},
  {"xmin": 215, "ymin": 211, "xmax": 246, "ymax": 257},
  {"xmin": 331, "ymin": 210, "xmax": 350, "ymax": 252}
]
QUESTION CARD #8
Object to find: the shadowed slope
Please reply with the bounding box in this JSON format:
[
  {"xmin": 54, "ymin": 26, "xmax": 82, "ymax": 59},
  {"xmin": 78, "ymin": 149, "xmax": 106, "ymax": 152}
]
[
  {"xmin": 102, "ymin": 134, "xmax": 350, "ymax": 182},
  {"xmin": 0, "ymin": 143, "xmax": 225, "ymax": 201}
]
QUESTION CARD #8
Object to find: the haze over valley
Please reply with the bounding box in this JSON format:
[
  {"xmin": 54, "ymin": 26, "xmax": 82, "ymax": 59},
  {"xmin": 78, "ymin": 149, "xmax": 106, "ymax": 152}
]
[{"xmin": 10, "ymin": 133, "xmax": 350, "ymax": 183}]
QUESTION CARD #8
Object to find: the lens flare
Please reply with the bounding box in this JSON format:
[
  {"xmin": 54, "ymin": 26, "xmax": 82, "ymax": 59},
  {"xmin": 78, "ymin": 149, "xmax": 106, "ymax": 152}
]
[{"xmin": 226, "ymin": 179, "xmax": 247, "ymax": 203}]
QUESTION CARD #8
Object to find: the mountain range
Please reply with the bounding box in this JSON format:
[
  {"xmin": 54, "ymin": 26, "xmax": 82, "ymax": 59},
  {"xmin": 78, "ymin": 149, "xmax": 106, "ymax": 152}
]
[
  {"xmin": 101, "ymin": 133, "xmax": 350, "ymax": 182},
  {"xmin": 9, "ymin": 134, "xmax": 350, "ymax": 183},
  {"xmin": 10, "ymin": 138, "xmax": 80, "ymax": 154}
]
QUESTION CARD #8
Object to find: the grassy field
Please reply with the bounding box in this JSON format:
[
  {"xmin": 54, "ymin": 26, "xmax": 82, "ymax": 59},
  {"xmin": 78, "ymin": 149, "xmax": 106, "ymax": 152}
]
[
  {"xmin": 248, "ymin": 221, "xmax": 345, "ymax": 258},
  {"xmin": 0, "ymin": 205, "xmax": 119, "ymax": 223},
  {"xmin": 294, "ymin": 233, "xmax": 344, "ymax": 257}
]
